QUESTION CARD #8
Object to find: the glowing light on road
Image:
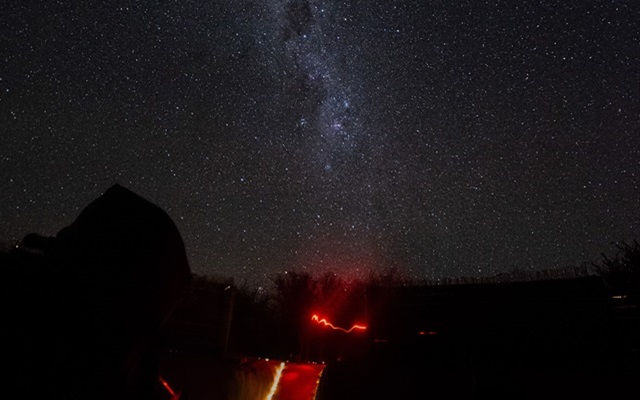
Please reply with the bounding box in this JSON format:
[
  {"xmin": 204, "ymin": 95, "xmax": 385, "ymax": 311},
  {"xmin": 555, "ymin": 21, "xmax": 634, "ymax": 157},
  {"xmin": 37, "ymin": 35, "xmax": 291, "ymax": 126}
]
[
  {"xmin": 312, "ymin": 365, "xmax": 326, "ymax": 400},
  {"xmin": 311, "ymin": 314, "xmax": 367, "ymax": 333},
  {"xmin": 265, "ymin": 362, "xmax": 286, "ymax": 400}
]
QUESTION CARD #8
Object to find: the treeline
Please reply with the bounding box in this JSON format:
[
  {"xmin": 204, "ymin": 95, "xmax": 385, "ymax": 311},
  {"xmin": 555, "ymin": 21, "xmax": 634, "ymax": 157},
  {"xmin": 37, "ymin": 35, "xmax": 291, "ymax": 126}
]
[
  {"xmin": 2, "ymin": 236, "xmax": 638, "ymax": 363},
  {"xmin": 224, "ymin": 240, "xmax": 640, "ymax": 360},
  {"xmin": 230, "ymin": 270, "xmax": 370, "ymax": 361}
]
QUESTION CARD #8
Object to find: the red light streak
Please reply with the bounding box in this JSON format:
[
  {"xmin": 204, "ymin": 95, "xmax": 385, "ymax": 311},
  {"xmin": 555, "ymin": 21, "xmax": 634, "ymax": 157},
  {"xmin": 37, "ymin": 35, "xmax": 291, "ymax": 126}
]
[
  {"xmin": 158, "ymin": 376, "xmax": 181, "ymax": 400},
  {"xmin": 311, "ymin": 314, "xmax": 367, "ymax": 333},
  {"xmin": 265, "ymin": 361, "xmax": 286, "ymax": 400}
]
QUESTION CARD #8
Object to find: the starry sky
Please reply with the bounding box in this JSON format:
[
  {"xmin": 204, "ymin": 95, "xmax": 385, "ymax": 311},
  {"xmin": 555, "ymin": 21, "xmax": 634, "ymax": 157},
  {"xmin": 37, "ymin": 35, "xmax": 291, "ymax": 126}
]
[{"xmin": 2, "ymin": 0, "xmax": 639, "ymax": 288}]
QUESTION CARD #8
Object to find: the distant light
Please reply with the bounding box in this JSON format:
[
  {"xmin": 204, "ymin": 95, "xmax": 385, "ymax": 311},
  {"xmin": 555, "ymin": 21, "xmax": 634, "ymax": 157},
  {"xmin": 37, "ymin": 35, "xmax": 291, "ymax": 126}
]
[
  {"xmin": 311, "ymin": 314, "xmax": 367, "ymax": 333},
  {"xmin": 418, "ymin": 331, "xmax": 438, "ymax": 336},
  {"xmin": 611, "ymin": 295, "xmax": 628, "ymax": 299},
  {"xmin": 265, "ymin": 362, "xmax": 286, "ymax": 400}
]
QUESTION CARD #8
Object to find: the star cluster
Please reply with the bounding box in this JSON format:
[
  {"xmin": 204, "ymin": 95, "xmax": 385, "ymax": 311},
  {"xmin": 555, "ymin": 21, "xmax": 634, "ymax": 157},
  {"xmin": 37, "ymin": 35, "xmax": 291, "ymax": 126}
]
[{"xmin": 1, "ymin": 0, "xmax": 639, "ymax": 287}]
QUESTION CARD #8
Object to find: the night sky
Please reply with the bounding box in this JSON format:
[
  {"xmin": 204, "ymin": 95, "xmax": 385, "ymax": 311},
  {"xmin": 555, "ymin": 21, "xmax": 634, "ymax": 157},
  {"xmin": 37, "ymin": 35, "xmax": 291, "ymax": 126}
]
[{"xmin": 2, "ymin": 0, "xmax": 639, "ymax": 288}]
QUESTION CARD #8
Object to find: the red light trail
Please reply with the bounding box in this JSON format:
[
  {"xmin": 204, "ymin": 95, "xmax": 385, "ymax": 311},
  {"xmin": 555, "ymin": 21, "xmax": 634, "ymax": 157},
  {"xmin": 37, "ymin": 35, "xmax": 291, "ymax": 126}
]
[
  {"xmin": 311, "ymin": 314, "xmax": 367, "ymax": 333},
  {"xmin": 158, "ymin": 376, "xmax": 181, "ymax": 400},
  {"xmin": 265, "ymin": 361, "xmax": 286, "ymax": 400}
]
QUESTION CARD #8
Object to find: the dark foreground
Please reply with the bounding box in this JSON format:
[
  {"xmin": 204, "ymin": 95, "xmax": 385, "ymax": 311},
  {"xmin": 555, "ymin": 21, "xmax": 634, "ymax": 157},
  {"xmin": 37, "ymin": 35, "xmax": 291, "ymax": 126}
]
[
  {"xmin": 3, "ymin": 185, "xmax": 638, "ymax": 399},
  {"xmin": 316, "ymin": 348, "xmax": 640, "ymax": 399},
  {"xmin": 154, "ymin": 343, "xmax": 639, "ymax": 399},
  {"xmin": 315, "ymin": 279, "xmax": 640, "ymax": 399}
]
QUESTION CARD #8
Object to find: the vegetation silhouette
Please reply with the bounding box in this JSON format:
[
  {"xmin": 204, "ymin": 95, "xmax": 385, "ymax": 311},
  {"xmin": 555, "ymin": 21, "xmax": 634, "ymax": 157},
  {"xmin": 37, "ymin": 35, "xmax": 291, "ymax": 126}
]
[{"xmin": 593, "ymin": 240, "xmax": 640, "ymax": 294}]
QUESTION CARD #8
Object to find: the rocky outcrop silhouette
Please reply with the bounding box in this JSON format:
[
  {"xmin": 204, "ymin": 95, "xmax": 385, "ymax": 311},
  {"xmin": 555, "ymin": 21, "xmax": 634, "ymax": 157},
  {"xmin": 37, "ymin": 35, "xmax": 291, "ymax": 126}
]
[{"xmin": 4, "ymin": 184, "xmax": 191, "ymax": 399}]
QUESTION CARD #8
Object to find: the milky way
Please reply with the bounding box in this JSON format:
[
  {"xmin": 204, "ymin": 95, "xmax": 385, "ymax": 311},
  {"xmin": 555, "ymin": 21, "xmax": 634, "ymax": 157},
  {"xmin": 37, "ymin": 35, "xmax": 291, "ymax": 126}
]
[{"xmin": 1, "ymin": 0, "xmax": 639, "ymax": 288}]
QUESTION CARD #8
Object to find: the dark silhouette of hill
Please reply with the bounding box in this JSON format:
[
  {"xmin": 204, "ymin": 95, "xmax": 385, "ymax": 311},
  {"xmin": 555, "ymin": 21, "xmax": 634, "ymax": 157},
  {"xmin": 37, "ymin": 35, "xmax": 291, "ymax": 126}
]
[{"xmin": 2, "ymin": 184, "xmax": 191, "ymax": 399}]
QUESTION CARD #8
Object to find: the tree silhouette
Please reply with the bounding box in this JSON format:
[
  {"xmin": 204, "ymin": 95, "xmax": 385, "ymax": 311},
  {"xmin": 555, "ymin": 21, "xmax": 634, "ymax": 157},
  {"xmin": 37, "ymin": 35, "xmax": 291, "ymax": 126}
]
[
  {"xmin": 229, "ymin": 281, "xmax": 276, "ymax": 358},
  {"xmin": 271, "ymin": 271, "xmax": 316, "ymax": 360},
  {"xmin": 594, "ymin": 240, "xmax": 640, "ymax": 294}
]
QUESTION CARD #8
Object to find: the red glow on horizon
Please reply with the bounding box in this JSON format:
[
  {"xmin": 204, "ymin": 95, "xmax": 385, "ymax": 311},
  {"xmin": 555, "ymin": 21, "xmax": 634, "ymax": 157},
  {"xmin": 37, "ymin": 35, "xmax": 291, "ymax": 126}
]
[{"xmin": 311, "ymin": 314, "xmax": 367, "ymax": 333}]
